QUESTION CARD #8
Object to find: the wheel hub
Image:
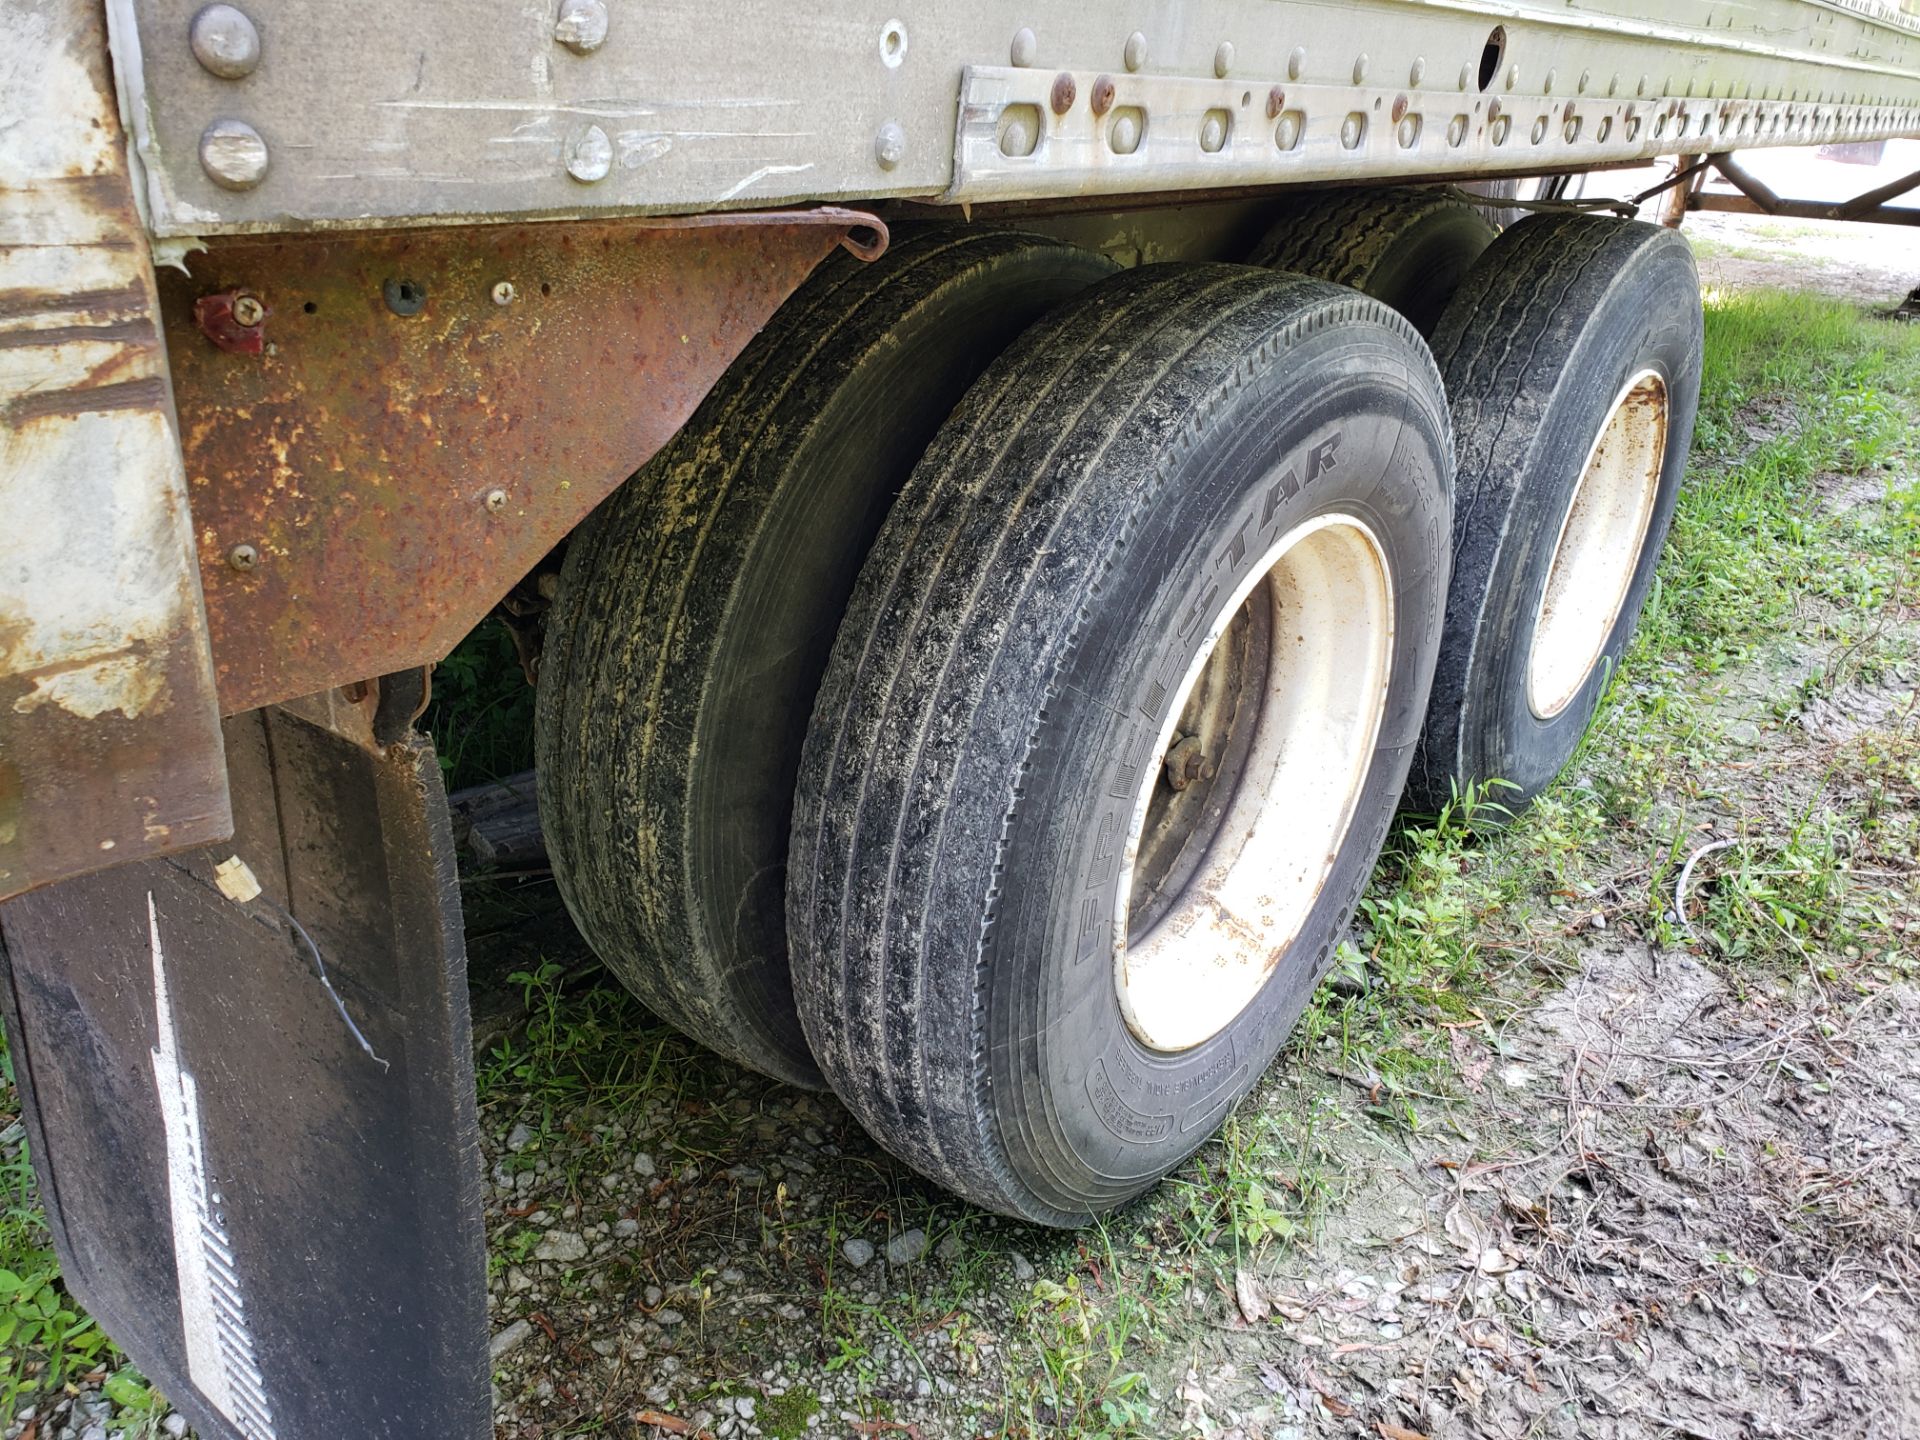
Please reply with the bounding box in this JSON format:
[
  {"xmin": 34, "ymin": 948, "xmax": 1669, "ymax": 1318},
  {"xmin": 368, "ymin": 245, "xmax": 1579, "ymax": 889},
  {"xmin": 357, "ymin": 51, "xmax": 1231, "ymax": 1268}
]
[
  {"xmin": 1115, "ymin": 513, "xmax": 1394, "ymax": 1053},
  {"xmin": 1526, "ymin": 368, "xmax": 1669, "ymax": 719}
]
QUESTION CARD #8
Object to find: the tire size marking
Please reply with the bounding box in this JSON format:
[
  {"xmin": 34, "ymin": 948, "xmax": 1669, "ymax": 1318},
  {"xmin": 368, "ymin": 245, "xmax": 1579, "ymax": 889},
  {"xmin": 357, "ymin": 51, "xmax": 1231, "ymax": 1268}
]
[{"xmin": 1086, "ymin": 1059, "xmax": 1174, "ymax": 1143}]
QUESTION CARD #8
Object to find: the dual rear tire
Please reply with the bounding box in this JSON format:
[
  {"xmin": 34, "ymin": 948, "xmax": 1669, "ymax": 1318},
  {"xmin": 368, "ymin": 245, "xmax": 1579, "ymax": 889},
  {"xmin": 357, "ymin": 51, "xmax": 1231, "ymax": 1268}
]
[
  {"xmin": 537, "ymin": 206, "xmax": 1702, "ymax": 1222},
  {"xmin": 788, "ymin": 267, "xmax": 1451, "ymax": 1219}
]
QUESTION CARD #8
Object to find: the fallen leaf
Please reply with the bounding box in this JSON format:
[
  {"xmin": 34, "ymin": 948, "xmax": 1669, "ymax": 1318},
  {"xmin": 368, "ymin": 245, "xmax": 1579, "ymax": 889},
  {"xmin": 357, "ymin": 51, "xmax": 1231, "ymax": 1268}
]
[
  {"xmin": 1256, "ymin": 1357, "xmax": 1289, "ymax": 1395},
  {"xmin": 1476, "ymin": 1246, "xmax": 1519, "ymax": 1276},
  {"xmin": 1379, "ymin": 1424, "xmax": 1430, "ymax": 1440},
  {"xmin": 635, "ymin": 1412, "xmax": 692, "ymax": 1435},
  {"xmin": 1235, "ymin": 1268, "xmax": 1271, "ymax": 1324},
  {"xmin": 850, "ymin": 1422, "xmax": 924, "ymax": 1439},
  {"xmin": 1443, "ymin": 1203, "xmax": 1484, "ymax": 1256},
  {"xmin": 1301, "ymin": 1362, "xmax": 1354, "ymax": 1417}
]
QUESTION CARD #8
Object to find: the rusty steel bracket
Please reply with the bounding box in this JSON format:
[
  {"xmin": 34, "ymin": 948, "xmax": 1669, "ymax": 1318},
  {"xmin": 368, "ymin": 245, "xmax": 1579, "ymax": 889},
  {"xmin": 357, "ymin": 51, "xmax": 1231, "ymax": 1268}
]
[
  {"xmin": 0, "ymin": 0, "xmax": 232, "ymax": 901},
  {"xmin": 1694, "ymin": 151, "xmax": 1920, "ymax": 226},
  {"xmin": 165, "ymin": 208, "xmax": 886, "ymax": 714}
]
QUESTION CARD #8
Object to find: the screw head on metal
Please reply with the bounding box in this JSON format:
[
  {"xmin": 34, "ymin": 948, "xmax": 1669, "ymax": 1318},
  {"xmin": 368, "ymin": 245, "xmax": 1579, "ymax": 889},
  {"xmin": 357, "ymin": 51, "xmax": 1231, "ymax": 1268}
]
[
  {"xmin": 1214, "ymin": 41, "xmax": 1234, "ymax": 79},
  {"xmin": 1287, "ymin": 46, "xmax": 1306, "ymax": 81},
  {"xmin": 1107, "ymin": 109, "xmax": 1142, "ymax": 154},
  {"xmin": 1397, "ymin": 114, "xmax": 1420, "ymax": 148},
  {"xmin": 485, "ymin": 489, "xmax": 508, "ymax": 514},
  {"xmin": 874, "ymin": 121, "xmax": 906, "ymax": 170},
  {"xmin": 199, "ymin": 117, "xmax": 269, "ymax": 190},
  {"xmin": 491, "ymin": 281, "xmax": 517, "ymax": 306},
  {"xmin": 1274, "ymin": 110, "xmax": 1302, "ymax": 151},
  {"xmin": 231, "ymin": 294, "xmax": 265, "ymax": 326},
  {"xmin": 1266, "ymin": 86, "xmax": 1286, "ymax": 119},
  {"xmin": 189, "ymin": 4, "xmax": 261, "ymax": 79},
  {"xmin": 1409, "ymin": 57, "xmax": 1425, "ymax": 87},
  {"xmin": 1352, "ymin": 54, "xmax": 1369, "ymax": 85},
  {"xmin": 1340, "ymin": 113, "xmax": 1365, "ymax": 148},
  {"xmin": 1123, "ymin": 31, "xmax": 1147, "ymax": 73},
  {"xmin": 553, "ymin": 0, "xmax": 608, "ymax": 54},
  {"xmin": 1050, "ymin": 72, "xmax": 1076, "ymax": 114},
  {"xmin": 1199, "ymin": 111, "xmax": 1228, "ymax": 152},
  {"xmin": 565, "ymin": 123, "xmax": 613, "ymax": 182},
  {"xmin": 1009, "ymin": 26, "xmax": 1037, "ymax": 67},
  {"xmin": 1090, "ymin": 74, "xmax": 1116, "ymax": 116},
  {"xmin": 227, "ymin": 543, "xmax": 259, "ymax": 572}
]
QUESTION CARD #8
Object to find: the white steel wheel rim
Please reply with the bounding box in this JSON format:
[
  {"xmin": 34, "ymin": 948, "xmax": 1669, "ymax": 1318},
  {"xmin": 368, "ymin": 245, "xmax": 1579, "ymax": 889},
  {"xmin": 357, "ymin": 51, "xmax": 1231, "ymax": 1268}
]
[
  {"xmin": 1526, "ymin": 369, "xmax": 1669, "ymax": 720},
  {"xmin": 1114, "ymin": 513, "xmax": 1394, "ymax": 1054}
]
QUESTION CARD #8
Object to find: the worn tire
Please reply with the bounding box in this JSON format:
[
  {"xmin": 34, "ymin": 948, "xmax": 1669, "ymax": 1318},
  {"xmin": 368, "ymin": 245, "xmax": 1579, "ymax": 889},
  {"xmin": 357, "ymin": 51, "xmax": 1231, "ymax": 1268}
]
[
  {"xmin": 1406, "ymin": 214, "xmax": 1703, "ymax": 814},
  {"xmin": 788, "ymin": 265, "xmax": 1453, "ymax": 1222},
  {"xmin": 537, "ymin": 229, "xmax": 1115, "ymax": 1086},
  {"xmin": 1249, "ymin": 188, "xmax": 1498, "ymax": 336}
]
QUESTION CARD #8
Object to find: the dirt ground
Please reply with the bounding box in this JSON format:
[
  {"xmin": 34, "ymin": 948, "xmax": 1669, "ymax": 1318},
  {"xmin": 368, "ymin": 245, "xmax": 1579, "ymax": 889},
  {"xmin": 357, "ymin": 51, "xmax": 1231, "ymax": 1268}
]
[{"xmin": 1683, "ymin": 211, "xmax": 1919, "ymax": 310}]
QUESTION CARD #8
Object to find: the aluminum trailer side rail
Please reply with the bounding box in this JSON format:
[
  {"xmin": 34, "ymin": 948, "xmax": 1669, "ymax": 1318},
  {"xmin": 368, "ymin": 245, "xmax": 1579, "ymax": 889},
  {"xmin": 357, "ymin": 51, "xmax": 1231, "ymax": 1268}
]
[{"xmin": 110, "ymin": 0, "xmax": 1920, "ymax": 234}]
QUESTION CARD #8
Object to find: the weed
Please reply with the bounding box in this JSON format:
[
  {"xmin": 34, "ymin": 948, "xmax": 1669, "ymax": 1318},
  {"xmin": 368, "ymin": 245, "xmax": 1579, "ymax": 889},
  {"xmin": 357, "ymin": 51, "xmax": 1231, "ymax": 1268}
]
[
  {"xmin": 754, "ymin": 1385, "xmax": 822, "ymax": 1439},
  {"xmin": 0, "ymin": 1031, "xmax": 125, "ymax": 1419},
  {"xmin": 427, "ymin": 618, "xmax": 538, "ymax": 789}
]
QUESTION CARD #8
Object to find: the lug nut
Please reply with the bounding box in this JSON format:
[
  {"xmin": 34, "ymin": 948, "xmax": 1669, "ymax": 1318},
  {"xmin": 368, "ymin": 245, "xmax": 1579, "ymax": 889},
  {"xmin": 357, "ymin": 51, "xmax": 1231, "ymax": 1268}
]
[{"xmin": 1163, "ymin": 736, "xmax": 1212, "ymax": 792}]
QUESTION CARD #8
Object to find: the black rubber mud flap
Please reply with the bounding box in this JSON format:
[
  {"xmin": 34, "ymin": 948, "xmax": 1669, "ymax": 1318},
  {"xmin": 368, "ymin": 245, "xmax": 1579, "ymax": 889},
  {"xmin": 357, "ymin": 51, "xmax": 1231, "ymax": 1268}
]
[{"xmin": 0, "ymin": 707, "xmax": 488, "ymax": 1440}]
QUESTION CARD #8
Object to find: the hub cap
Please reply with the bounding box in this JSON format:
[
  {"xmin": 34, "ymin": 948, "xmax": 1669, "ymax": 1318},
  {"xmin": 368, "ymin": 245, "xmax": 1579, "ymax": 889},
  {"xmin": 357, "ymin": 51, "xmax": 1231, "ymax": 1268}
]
[
  {"xmin": 1527, "ymin": 369, "xmax": 1669, "ymax": 719},
  {"xmin": 1115, "ymin": 513, "xmax": 1394, "ymax": 1053}
]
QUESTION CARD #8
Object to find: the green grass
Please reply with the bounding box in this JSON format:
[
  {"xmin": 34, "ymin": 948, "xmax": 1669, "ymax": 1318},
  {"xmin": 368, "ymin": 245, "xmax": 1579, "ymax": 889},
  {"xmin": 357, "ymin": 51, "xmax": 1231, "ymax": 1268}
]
[
  {"xmin": 0, "ymin": 1032, "xmax": 161, "ymax": 1427},
  {"xmin": 427, "ymin": 618, "xmax": 538, "ymax": 789}
]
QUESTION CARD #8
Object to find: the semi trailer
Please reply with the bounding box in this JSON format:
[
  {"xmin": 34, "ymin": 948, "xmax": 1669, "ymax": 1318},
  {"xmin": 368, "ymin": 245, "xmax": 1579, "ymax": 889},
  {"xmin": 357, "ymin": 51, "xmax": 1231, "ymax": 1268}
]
[{"xmin": 4, "ymin": 0, "xmax": 1919, "ymax": 1434}]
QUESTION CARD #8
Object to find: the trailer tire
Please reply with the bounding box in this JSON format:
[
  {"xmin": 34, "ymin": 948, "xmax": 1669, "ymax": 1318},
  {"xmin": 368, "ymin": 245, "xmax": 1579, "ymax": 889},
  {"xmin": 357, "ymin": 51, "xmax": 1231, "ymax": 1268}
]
[
  {"xmin": 1406, "ymin": 214, "xmax": 1702, "ymax": 815},
  {"xmin": 788, "ymin": 265, "xmax": 1452, "ymax": 1222},
  {"xmin": 1249, "ymin": 188, "xmax": 1498, "ymax": 336},
  {"xmin": 537, "ymin": 229, "xmax": 1115, "ymax": 1087}
]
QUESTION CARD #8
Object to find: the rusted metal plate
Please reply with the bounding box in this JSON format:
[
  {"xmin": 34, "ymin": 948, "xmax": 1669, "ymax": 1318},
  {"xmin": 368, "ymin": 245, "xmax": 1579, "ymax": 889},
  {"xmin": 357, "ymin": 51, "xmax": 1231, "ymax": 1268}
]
[
  {"xmin": 0, "ymin": 0, "xmax": 232, "ymax": 900},
  {"xmin": 161, "ymin": 213, "xmax": 878, "ymax": 713}
]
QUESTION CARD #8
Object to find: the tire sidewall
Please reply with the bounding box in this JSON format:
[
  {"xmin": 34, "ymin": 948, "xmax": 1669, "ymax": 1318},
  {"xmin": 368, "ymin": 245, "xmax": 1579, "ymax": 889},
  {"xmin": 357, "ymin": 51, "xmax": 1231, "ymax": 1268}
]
[{"xmin": 982, "ymin": 322, "xmax": 1451, "ymax": 1219}]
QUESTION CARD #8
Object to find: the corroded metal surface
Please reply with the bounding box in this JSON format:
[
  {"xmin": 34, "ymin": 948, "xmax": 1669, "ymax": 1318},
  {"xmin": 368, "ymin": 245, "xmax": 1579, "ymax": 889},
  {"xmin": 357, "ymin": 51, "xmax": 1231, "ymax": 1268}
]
[
  {"xmin": 163, "ymin": 212, "xmax": 881, "ymax": 713},
  {"xmin": 0, "ymin": 0, "xmax": 231, "ymax": 900}
]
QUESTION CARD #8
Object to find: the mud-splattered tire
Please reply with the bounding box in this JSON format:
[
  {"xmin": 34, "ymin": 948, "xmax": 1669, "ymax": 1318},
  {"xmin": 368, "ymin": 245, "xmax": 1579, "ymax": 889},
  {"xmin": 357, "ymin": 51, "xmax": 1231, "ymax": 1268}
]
[
  {"xmin": 537, "ymin": 229, "xmax": 1115, "ymax": 1087},
  {"xmin": 788, "ymin": 265, "xmax": 1453, "ymax": 1222},
  {"xmin": 1405, "ymin": 214, "xmax": 1703, "ymax": 815},
  {"xmin": 1249, "ymin": 188, "xmax": 1498, "ymax": 336}
]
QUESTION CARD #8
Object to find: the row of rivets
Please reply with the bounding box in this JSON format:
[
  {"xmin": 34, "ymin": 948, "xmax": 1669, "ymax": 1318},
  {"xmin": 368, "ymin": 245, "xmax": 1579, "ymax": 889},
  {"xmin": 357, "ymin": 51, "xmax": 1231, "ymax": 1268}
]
[{"xmin": 191, "ymin": 4, "xmax": 269, "ymax": 190}]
